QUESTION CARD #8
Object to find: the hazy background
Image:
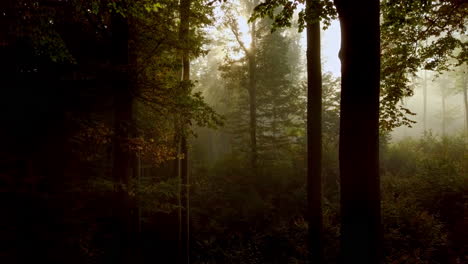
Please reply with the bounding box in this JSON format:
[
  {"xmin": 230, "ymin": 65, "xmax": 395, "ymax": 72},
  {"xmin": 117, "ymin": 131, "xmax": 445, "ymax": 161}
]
[{"xmin": 197, "ymin": 13, "xmax": 466, "ymax": 142}]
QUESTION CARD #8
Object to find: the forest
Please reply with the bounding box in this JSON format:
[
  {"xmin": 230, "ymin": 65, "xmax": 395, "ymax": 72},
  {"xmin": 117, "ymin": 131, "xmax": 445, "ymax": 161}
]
[{"xmin": 0, "ymin": 0, "xmax": 466, "ymax": 264}]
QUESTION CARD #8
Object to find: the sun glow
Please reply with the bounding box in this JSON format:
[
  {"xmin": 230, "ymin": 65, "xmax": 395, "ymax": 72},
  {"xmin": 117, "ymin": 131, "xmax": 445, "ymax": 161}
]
[{"xmin": 237, "ymin": 16, "xmax": 252, "ymax": 48}]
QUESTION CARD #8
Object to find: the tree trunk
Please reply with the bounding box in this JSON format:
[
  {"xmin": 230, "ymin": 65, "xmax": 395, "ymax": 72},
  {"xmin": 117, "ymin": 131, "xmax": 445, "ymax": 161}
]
[
  {"xmin": 248, "ymin": 20, "xmax": 258, "ymax": 175},
  {"xmin": 229, "ymin": 2, "xmax": 258, "ymax": 174},
  {"xmin": 305, "ymin": 0, "xmax": 323, "ymax": 263},
  {"xmin": 178, "ymin": 0, "xmax": 190, "ymax": 263},
  {"xmin": 334, "ymin": 0, "xmax": 382, "ymax": 263},
  {"xmin": 462, "ymin": 64, "xmax": 467, "ymax": 136},
  {"xmin": 442, "ymin": 89, "xmax": 446, "ymax": 137},
  {"xmin": 423, "ymin": 69, "xmax": 427, "ymax": 132},
  {"xmin": 111, "ymin": 13, "xmax": 135, "ymax": 264},
  {"xmin": 463, "ymin": 65, "xmax": 468, "ymax": 182},
  {"xmin": 180, "ymin": 136, "xmax": 189, "ymax": 264}
]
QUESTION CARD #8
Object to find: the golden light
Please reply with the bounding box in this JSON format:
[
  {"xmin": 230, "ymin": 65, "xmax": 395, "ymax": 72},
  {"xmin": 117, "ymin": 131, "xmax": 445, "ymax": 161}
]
[{"xmin": 237, "ymin": 16, "xmax": 252, "ymax": 48}]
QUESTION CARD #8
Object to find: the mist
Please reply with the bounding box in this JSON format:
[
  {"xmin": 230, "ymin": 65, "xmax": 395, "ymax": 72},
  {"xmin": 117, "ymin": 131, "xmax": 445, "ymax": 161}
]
[
  {"xmin": 1, "ymin": 0, "xmax": 466, "ymax": 264},
  {"xmin": 392, "ymin": 69, "xmax": 467, "ymax": 140}
]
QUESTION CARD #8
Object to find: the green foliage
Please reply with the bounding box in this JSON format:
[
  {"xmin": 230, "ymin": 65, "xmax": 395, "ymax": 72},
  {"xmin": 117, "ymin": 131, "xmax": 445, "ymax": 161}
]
[
  {"xmin": 250, "ymin": 0, "xmax": 337, "ymax": 32},
  {"xmin": 190, "ymin": 152, "xmax": 308, "ymax": 263},
  {"xmin": 381, "ymin": 133, "xmax": 466, "ymax": 263},
  {"xmin": 191, "ymin": 129, "xmax": 466, "ymax": 263},
  {"xmin": 321, "ymin": 72, "xmax": 340, "ymax": 142},
  {"xmin": 219, "ymin": 16, "xmax": 310, "ymax": 164},
  {"xmin": 3, "ymin": 1, "xmax": 466, "ymax": 263},
  {"xmin": 128, "ymin": 0, "xmax": 222, "ymax": 138},
  {"xmin": 380, "ymin": 0, "xmax": 467, "ymax": 130},
  {"xmin": 250, "ymin": 0, "xmax": 467, "ymax": 131},
  {"xmin": 138, "ymin": 177, "xmax": 181, "ymax": 214},
  {"xmin": 255, "ymin": 29, "xmax": 305, "ymax": 162}
]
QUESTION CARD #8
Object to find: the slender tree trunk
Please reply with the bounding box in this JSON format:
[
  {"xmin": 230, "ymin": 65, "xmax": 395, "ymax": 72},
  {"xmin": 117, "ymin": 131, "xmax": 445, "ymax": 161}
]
[
  {"xmin": 229, "ymin": 2, "xmax": 258, "ymax": 174},
  {"xmin": 442, "ymin": 89, "xmax": 446, "ymax": 137},
  {"xmin": 462, "ymin": 64, "xmax": 467, "ymax": 136},
  {"xmin": 248, "ymin": 20, "xmax": 258, "ymax": 175},
  {"xmin": 423, "ymin": 69, "xmax": 427, "ymax": 132},
  {"xmin": 177, "ymin": 138, "xmax": 182, "ymax": 254},
  {"xmin": 178, "ymin": 0, "xmax": 190, "ymax": 262},
  {"xmin": 463, "ymin": 65, "xmax": 468, "ymax": 180},
  {"xmin": 423, "ymin": 40, "xmax": 428, "ymax": 133},
  {"xmin": 334, "ymin": 0, "xmax": 382, "ymax": 263},
  {"xmin": 180, "ymin": 136, "xmax": 189, "ymax": 263},
  {"xmin": 131, "ymin": 151, "xmax": 142, "ymax": 264},
  {"xmin": 135, "ymin": 154, "xmax": 142, "ymax": 232},
  {"xmin": 305, "ymin": 0, "xmax": 323, "ymax": 263}
]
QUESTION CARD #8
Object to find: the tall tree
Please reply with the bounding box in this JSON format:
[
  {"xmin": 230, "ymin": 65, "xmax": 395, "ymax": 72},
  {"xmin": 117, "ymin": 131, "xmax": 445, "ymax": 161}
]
[
  {"xmin": 248, "ymin": 15, "xmax": 258, "ymax": 174},
  {"xmin": 251, "ymin": 1, "xmax": 336, "ymax": 262},
  {"xmin": 333, "ymin": 0, "xmax": 382, "ymax": 263},
  {"xmin": 110, "ymin": 12, "xmax": 136, "ymax": 264},
  {"xmin": 221, "ymin": 15, "xmax": 304, "ymax": 171},
  {"xmin": 179, "ymin": 0, "xmax": 191, "ymax": 263},
  {"xmin": 463, "ymin": 64, "xmax": 468, "ymax": 136},
  {"xmin": 423, "ymin": 69, "xmax": 428, "ymax": 132},
  {"xmin": 256, "ymin": 30, "xmax": 304, "ymax": 164},
  {"xmin": 305, "ymin": 0, "xmax": 323, "ymax": 263},
  {"xmin": 228, "ymin": 0, "xmax": 260, "ymax": 174}
]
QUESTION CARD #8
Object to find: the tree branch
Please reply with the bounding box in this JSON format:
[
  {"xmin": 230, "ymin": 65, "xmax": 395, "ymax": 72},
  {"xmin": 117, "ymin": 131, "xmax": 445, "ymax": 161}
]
[{"xmin": 226, "ymin": 15, "xmax": 249, "ymax": 55}]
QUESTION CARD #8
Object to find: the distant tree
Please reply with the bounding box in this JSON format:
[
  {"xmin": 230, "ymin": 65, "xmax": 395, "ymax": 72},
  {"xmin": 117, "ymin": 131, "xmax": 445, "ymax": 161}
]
[
  {"xmin": 250, "ymin": 1, "xmax": 336, "ymax": 262},
  {"xmin": 225, "ymin": 0, "xmax": 260, "ymax": 174},
  {"xmin": 438, "ymin": 75, "xmax": 451, "ymax": 136},
  {"xmin": 222, "ymin": 9, "xmax": 304, "ymax": 169},
  {"xmin": 256, "ymin": 29, "xmax": 303, "ymax": 165},
  {"xmin": 448, "ymin": 61, "xmax": 468, "ymax": 136},
  {"xmin": 433, "ymin": 67, "xmax": 465, "ymax": 137}
]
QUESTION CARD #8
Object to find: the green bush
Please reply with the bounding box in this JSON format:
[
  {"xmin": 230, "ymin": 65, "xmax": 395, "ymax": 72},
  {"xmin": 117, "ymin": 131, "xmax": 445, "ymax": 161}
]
[
  {"xmin": 381, "ymin": 133, "xmax": 466, "ymax": 263},
  {"xmin": 190, "ymin": 133, "xmax": 466, "ymax": 263}
]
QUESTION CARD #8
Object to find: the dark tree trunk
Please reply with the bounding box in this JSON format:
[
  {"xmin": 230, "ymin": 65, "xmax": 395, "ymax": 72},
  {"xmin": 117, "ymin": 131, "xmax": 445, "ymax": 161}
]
[
  {"xmin": 423, "ymin": 69, "xmax": 427, "ymax": 132},
  {"xmin": 334, "ymin": 0, "xmax": 382, "ymax": 263},
  {"xmin": 463, "ymin": 65, "xmax": 468, "ymax": 178},
  {"xmin": 111, "ymin": 13, "xmax": 138, "ymax": 264},
  {"xmin": 178, "ymin": 0, "xmax": 190, "ymax": 263},
  {"xmin": 463, "ymin": 65, "xmax": 468, "ymax": 136},
  {"xmin": 305, "ymin": 0, "xmax": 323, "ymax": 263},
  {"xmin": 248, "ymin": 20, "xmax": 258, "ymax": 175},
  {"xmin": 180, "ymin": 136, "xmax": 189, "ymax": 264}
]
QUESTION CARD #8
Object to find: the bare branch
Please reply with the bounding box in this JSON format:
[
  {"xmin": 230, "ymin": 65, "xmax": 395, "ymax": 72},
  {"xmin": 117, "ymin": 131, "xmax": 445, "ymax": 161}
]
[{"xmin": 226, "ymin": 15, "xmax": 249, "ymax": 55}]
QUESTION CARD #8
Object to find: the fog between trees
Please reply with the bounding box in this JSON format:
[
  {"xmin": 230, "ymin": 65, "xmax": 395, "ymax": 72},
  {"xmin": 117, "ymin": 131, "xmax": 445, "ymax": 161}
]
[{"xmin": 0, "ymin": 0, "xmax": 466, "ymax": 263}]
